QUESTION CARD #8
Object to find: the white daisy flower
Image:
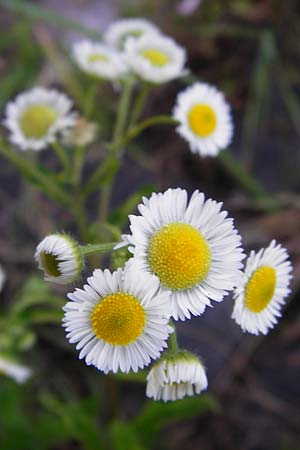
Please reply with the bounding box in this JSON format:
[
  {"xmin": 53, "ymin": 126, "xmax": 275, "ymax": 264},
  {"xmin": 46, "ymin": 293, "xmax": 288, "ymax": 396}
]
[
  {"xmin": 124, "ymin": 34, "xmax": 186, "ymax": 84},
  {"xmin": 173, "ymin": 82, "xmax": 234, "ymax": 156},
  {"xmin": 3, "ymin": 87, "xmax": 76, "ymax": 151},
  {"xmin": 104, "ymin": 18, "xmax": 160, "ymax": 49},
  {"xmin": 35, "ymin": 234, "xmax": 83, "ymax": 285},
  {"xmin": 0, "ymin": 356, "xmax": 32, "ymax": 384},
  {"xmin": 0, "ymin": 265, "xmax": 6, "ymax": 293},
  {"xmin": 232, "ymin": 240, "xmax": 292, "ymax": 335},
  {"xmin": 63, "ymin": 268, "xmax": 173, "ymax": 374},
  {"xmin": 120, "ymin": 188, "xmax": 245, "ymax": 321},
  {"xmin": 73, "ymin": 41, "xmax": 127, "ymax": 81},
  {"xmin": 146, "ymin": 351, "xmax": 207, "ymax": 402}
]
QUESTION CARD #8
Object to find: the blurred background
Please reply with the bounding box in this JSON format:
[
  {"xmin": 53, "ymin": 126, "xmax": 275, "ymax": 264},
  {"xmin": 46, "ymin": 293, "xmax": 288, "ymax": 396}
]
[{"xmin": 0, "ymin": 1, "xmax": 300, "ymax": 449}]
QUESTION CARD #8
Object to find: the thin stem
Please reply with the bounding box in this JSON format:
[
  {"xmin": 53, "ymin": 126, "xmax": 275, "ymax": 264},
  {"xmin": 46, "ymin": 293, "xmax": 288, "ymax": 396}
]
[
  {"xmin": 52, "ymin": 142, "xmax": 69, "ymax": 173},
  {"xmin": 113, "ymin": 77, "xmax": 135, "ymax": 144},
  {"xmin": 0, "ymin": 139, "xmax": 71, "ymax": 206},
  {"xmin": 219, "ymin": 150, "xmax": 279, "ymax": 211},
  {"xmin": 168, "ymin": 320, "xmax": 179, "ymax": 354},
  {"xmin": 97, "ymin": 78, "xmax": 135, "ymax": 227},
  {"xmin": 72, "ymin": 195, "xmax": 90, "ymax": 242},
  {"xmin": 84, "ymin": 81, "xmax": 98, "ymax": 119},
  {"xmin": 110, "ymin": 115, "xmax": 179, "ymax": 153},
  {"xmin": 129, "ymin": 82, "xmax": 150, "ymax": 127},
  {"xmin": 80, "ymin": 242, "xmax": 117, "ymax": 256},
  {"xmin": 72, "ymin": 145, "xmax": 86, "ymax": 186}
]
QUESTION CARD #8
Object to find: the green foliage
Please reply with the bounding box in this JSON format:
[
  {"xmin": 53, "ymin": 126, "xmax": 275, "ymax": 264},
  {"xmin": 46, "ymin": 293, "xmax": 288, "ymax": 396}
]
[
  {"xmin": 0, "ymin": 0, "xmax": 102, "ymax": 39},
  {"xmin": 109, "ymin": 185, "xmax": 155, "ymax": 228},
  {"xmin": 109, "ymin": 421, "xmax": 146, "ymax": 450},
  {"xmin": 0, "ymin": 380, "xmax": 107, "ymax": 450},
  {"xmin": 132, "ymin": 394, "xmax": 219, "ymax": 448},
  {"xmin": 0, "ymin": 275, "xmax": 63, "ymax": 357}
]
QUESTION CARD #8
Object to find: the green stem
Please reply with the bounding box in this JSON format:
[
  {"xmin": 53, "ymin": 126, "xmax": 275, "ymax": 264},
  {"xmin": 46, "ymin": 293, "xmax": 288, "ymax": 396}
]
[
  {"xmin": 168, "ymin": 321, "xmax": 179, "ymax": 354},
  {"xmin": 80, "ymin": 242, "xmax": 117, "ymax": 256},
  {"xmin": 52, "ymin": 142, "xmax": 69, "ymax": 173},
  {"xmin": 84, "ymin": 81, "xmax": 98, "ymax": 119},
  {"xmin": 72, "ymin": 145, "xmax": 86, "ymax": 186},
  {"xmin": 83, "ymin": 156, "xmax": 120, "ymax": 197},
  {"xmin": 113, "ymin": 77, "xmax": 135, "ymax": 144},
  {"xmin": 129, "ymin": 82, "xmax": 150, "ymax": 127},
  {"xmin": 219, "ymin": 150, "xmax": 279, "ymax": 210},
  {"xmin": 0, "ymin": 140, "xmax": 71, "ymax": 206},
  {"xmin": 97, "ymin": 78, "xmax": 135, "ymax": 226},
  {"xmin": 110, "ymin": 115, "xmax": 179, "ymax": 152},
  {"xmin": 72, "ymin": 194, "xmax": 90, "ymax": 241}
]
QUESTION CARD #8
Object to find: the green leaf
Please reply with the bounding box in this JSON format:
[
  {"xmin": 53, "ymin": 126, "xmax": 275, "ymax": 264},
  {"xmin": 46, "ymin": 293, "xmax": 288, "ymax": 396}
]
[
  {"xmin": 0, "ymin": 141, "xmax": 72, "ymax": 206},
  {"xmin": 12, "ymin": 275, "xmax": 63, "ymax": 315},
  {"xmin": 41, "ymin": 393, "xmax": 106, "ymax": 450},
  {"xmin": 109, "ymin": 185, "xmax": 155, "ymax": 227},
  {"xmin": 83, "ymin": 156, "xmax": 120, "ymax": 196},
  {"xmin": 133, "ymin": 394, "xmax": 219, "ymax": 446},
  {"xmin": 109, "ymin": 420, "xmax": 146, "ymax": 450}
]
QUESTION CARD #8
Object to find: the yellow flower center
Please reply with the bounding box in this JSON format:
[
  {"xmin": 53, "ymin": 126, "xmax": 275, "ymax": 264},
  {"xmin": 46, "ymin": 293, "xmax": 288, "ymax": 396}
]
[
  {"xmin": 91, "ymin": 292, "xmax": 146, "ymax": 345},
  {"xmin": 40, "ymin": 252, "xmax": 61, "ymax": 277},
  {"xmin": 88, "ymin": 53, "xmax": 109, "ymax": 63},
  {"xmin": 188, "ymin": 104, "xmax": 217, "ymax": 137},
  {"xmin": 20, "ymin": 104, "xmax": 57, "ymax": 139},
  {"xmin": 148, "ymin": 223, "xmax": 211, "ymax": 291},
  {"xmin": 141, "ymin": 49, "xmax": 169, "ymax": 66},
  {"xmin": 245, "ymin": 266, "xmax": 276, "ymax": 313}
]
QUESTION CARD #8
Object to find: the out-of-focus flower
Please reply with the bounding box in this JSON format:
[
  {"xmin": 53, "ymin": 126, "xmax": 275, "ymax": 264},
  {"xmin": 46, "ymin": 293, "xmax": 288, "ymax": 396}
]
[
  {"xmin": 3, "ymin": 87, "xmax": 76, "ymax": 151},
  {"xmin": 104, "ymin": 18, "xmax": 160, "ymax": 49},
  {"xmin": 63, "ymin": 268, "xmax": 173, "ymax": 374},
  {"xmin": 63, "ymin": 116, "xmax": 98, "ymax": 147},
  {"xmin": 0, "ymin": 356, "xmax": 32, "ymax": 384},
  {"xmin": 146, "ymin": 351, "xmax": 207, "ymax": 401},
  {"xmin": 73, "ymin": 41, "xmax": 127, "ymax": 80},
  {"xmin": 35, "ymin": 234, "xmax": 83, "ymax": 285},
  {"xmin": 124, "ymin": 34, "xmax": 186, "ymax": 84},
  {"xmin": 119, "ymin": 188, "xmax": 245, "ymax": 321},
  {"xmin": 173, "ymin": 82, "xmax": 233, "ymax": 156},
  {"xmin": 232, "ymin": 240, "xmax": 292, "ymax": 335},
  {"xmin": 177, "ymin": 0, "xmax": 202, "ymax": 16}
]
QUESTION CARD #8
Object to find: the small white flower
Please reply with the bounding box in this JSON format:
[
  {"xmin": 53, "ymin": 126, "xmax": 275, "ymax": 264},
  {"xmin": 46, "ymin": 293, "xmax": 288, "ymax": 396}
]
[
  {"xmin": 35, "ymin": 234, "xmax": 83, "ymax": 285},
  {"xmin": 232, "ymin": 240, "xmax": 292, "ymax": 335},
  {"xmin": 73, "ymin": 41, "xmax": 127, "ymax": 80},
  {"xmin": 63, "ymin": 268, "xmax": 173, "ymax": 374},
  {"xmin": 0, "ymin": 265, "xmax": 6, "ymax": 293},
  {"xmin": 104, "ymin": 18, "xmax": 160, "ymax": 49},
  {"xmin": 120, "ymin": 188, "xmax": 245, "ymax": 321},
  {"xmin": 124, "ymin": 34, "xmax": 187, "ymax": 84},
  {"xmin": 173, "ymin": 82, "xmax": 234, "ymax": 156},
  {"xmin": 0, "ymin": 356, "xmax": 31, "ymax": 384},
  {"xmin": 146, "ymin": 351, "xmax": 207, "ymax": 402},
  {"xmin": 3, "ymin": 87, "xmax": 76, "ymax": 151}
]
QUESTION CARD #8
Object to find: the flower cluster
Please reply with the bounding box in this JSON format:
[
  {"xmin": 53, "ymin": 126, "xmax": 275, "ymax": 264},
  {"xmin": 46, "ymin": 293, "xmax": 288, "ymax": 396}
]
[
  {"xmin": 35, "ymin": 187, "xmax": 292, "ymax": 402},
  {"xmin": 2, "ymin": 17, "xmax": 293, "ymax": 400}
]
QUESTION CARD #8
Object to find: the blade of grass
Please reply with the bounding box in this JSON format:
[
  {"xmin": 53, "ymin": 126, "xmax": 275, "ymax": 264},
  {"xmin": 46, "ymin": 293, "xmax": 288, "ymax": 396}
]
[
  {"xmin": 0, "ymin": 0, "xmax": 102, "ymax": 39},
  {"xmin": 240, "ymin": 30, "xmax": 276, "ymax": 168}
]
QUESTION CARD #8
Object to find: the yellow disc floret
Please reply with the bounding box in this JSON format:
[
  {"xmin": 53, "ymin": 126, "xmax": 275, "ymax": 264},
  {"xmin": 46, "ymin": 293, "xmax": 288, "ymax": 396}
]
[
  {"xmin": 245, "ymin": 266, "xmax": 276, "ymax": 313},
  {"xmin": 40, "ymin": 252, "xmax": 61, "ymax": 277},
  {"xmin": 141, "ymin": 49, "xmax": 170, "ymax": 66},
  {"xmin": 91, "ymin": 292, "xmax": 146, "ymax": 345},
  {"xmin": 188, "ymin": 104, "xmax": 217, "ymax": 137},
  {"xmin": 88, "ymin": 53, "xmax": 109, "ymax": 63},
  {"xmin": 148, "ymin": 223, "xmax": 211, "ymax": 291},
  {"xmin": 20, "ymin": 105, "xmax": 57, "ymax": 138}
]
